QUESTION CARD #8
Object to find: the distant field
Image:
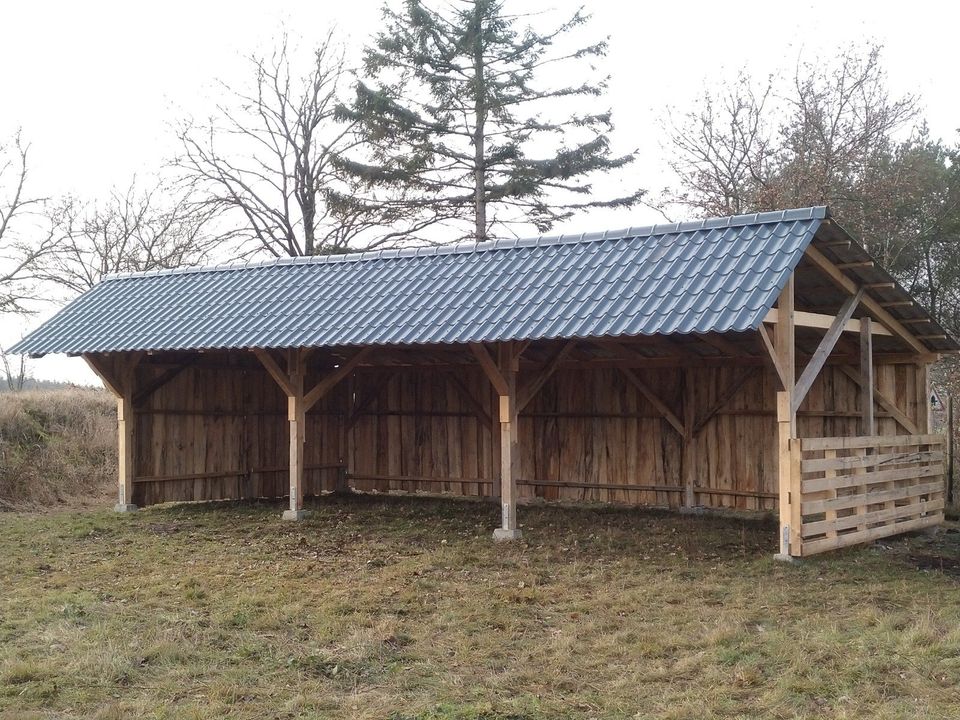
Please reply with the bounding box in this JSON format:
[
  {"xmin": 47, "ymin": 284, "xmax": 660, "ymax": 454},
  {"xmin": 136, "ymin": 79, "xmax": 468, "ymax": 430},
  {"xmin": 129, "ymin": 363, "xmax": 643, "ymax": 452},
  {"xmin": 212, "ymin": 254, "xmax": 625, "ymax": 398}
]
[{"xmin": 1, "ymin": 495, "xmax": 959, "ymax": 719}]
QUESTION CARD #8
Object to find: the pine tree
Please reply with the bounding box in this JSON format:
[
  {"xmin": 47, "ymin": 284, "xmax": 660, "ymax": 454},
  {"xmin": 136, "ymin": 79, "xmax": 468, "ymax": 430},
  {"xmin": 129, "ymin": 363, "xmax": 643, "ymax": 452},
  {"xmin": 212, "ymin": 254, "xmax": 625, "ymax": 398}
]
[{"xmin": 333, "ymin": 0, "xmax": 643, "ymax": 242}]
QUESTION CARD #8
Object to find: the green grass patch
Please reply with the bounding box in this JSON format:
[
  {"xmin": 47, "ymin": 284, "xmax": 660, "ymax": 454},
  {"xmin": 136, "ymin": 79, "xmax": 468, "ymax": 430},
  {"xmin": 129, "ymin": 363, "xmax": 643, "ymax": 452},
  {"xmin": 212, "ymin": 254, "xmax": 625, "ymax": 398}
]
[{"xmin": 1, "ymin": 494, "xmax": 959, "ymax": 719}]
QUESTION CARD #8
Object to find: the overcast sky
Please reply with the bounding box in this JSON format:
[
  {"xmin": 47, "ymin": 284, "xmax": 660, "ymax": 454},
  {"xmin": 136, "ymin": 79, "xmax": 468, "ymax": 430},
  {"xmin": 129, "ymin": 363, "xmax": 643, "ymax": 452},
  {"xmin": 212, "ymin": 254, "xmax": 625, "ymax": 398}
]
[{"xmin": 3, "ymin": 0, "xmax": 959, "ymax": 385}]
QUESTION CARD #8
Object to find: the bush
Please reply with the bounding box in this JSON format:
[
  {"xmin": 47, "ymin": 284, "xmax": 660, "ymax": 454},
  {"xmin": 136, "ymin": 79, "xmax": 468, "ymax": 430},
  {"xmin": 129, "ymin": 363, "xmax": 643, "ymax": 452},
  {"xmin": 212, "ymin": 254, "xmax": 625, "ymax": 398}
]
[{"xmin": 0, "ymin": 388, "xmax": 116, "ymax": 509}]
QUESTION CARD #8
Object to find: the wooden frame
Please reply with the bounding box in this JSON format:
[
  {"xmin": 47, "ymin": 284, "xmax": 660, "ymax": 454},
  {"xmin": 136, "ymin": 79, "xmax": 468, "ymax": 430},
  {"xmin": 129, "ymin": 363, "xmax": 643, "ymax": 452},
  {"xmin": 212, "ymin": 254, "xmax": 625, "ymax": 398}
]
[{"xmin": 83, "ymin": 352, "xmax": 144, "ymax": 511}]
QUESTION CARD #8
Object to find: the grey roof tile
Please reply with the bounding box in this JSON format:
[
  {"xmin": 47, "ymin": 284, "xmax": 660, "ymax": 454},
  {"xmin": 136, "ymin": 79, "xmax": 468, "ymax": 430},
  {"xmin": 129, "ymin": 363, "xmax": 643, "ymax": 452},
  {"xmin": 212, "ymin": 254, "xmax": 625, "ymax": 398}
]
[{"xmin": 12, "ymin": 207, "xmax": 839, "ymax": 356}]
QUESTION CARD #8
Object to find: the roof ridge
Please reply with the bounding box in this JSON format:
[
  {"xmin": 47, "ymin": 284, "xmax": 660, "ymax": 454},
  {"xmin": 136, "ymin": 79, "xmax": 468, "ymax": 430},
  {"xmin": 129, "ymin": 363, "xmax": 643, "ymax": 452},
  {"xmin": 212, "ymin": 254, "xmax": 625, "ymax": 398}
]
[{"xmin": 101, "ymin": 206, "xmax": 828, "ymax": 283}]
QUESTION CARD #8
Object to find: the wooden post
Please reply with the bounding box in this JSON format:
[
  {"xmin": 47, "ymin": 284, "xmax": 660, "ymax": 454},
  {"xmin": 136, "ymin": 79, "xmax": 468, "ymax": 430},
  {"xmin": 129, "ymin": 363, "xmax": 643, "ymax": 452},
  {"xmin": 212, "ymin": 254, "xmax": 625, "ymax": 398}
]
[
  {"xmin": 860, "ymin": 317, "xmax": 875, "ymax": 435},
  {"xmin": 284, "ymin": 350, "xmax": 307, "ymax": 520},
  {"xmin": 916, "ymin": 362, "xmax": 931, "ymax": 433},
  {"xmin": 773, "ymin": 277, "xmax": 798, "ymax": 559},
  {"xmin": 84, "ymin": 353, "xmax": 142, "ymax": 512},
  {"xmin": 115, "ymin": 361, "xmax": 137, "ymax": 512},
  {"xmin": 494, "ymin": 342, "xmax": 522, "ymax": 540}
]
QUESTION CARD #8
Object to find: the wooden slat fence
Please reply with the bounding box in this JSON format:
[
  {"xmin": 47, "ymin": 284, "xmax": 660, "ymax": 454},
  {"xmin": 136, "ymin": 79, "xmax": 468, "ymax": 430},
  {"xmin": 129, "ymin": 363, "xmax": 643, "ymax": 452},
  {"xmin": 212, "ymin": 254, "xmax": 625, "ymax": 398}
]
[{"xmin": 793, "ymin": 434, "xmax": 945, "ymax": 555}]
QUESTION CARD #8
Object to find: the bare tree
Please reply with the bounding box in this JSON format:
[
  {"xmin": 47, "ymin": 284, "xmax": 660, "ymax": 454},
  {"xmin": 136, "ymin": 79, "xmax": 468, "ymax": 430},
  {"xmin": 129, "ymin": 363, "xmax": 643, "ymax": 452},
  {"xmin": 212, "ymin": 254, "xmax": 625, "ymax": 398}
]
[
  {"xmin": 45, "ymin": 179, "xmax": 221, "ymax": 293},
  {"xmin": 176, "ymin": 31, "xmax": 416, "ymax": 258},
  {"xmin": 0, "ymin": 346, "xmax": 28, "ymax": 392},
  {"xmin": 662, "ymin": 45, "xmax": 919, "ymax": 229},
  {"xmin": 0, "ymin": 132, "xmax": 60, "ymax": 313},
  {"xmin": 660, "ymin": 44, "xmax": 960, "ymax": 333},
  {"xmin": 663, "ymin": 73, "xmax": 776, "ymax": 216}
]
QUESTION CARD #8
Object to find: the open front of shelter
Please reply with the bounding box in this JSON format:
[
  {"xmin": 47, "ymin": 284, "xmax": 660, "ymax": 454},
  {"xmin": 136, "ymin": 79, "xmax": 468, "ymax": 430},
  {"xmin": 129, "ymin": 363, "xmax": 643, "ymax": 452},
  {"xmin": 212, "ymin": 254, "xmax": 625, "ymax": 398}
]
[{"xmin": 13, "ymin": 207, "xmax": 956, "ymax": 558}]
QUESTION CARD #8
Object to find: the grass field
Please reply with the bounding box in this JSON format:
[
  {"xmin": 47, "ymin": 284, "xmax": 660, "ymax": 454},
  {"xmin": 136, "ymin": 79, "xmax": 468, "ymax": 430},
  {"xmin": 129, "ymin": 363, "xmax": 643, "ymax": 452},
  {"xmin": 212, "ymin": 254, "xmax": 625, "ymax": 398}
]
[{"xmin": 1, "ymin": 495, "xmax": 959, "ymax": 719}]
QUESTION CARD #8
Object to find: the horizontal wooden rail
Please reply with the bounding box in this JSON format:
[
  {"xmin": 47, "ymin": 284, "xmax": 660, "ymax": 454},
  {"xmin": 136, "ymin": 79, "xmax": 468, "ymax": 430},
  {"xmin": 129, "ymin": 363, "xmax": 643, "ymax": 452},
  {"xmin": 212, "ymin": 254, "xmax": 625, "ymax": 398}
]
[
  {"xmin": 519, "ymin": 480, "xmax": 686, "ymax": 493},
  {"xmin": 694, "ymin": 487, "xmax": 778, "ymax": 499},
  {"xmin": 347, "ymin": 474, "xmax": 494, "ymax": 486},
  {"xmin": 134, "ymin": 464, "xmax": 345, "ymax": 484},
  {"xmin": 793, "ymin": 434, "xmax": 945, "ymax": 555}
]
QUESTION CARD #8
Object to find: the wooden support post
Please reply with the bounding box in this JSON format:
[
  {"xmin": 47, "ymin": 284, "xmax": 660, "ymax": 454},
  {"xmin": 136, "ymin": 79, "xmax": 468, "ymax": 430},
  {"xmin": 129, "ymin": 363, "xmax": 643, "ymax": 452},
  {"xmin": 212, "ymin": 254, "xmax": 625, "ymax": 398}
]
[
  {"xmin": 85, "ymin": 353, "xmax": 142, "ymax": 512},
  {"xmin": 773, "ymin": 277, "xmax": 796, "ymax": 434},
  {"xmin": 860, "ymin": 317, "xmax": 875, "ymax": 435},
  {"xmin": 917, "ymin": 362, "xmax": 931, "ymax": 433},
  {"xmin": 773, "ymin": 278, "xmax": 798, "ymax": 559},
  {"xmin": 284, "ymin": 349, "xmax": 307, "ymax": 520},
  {"xmin": 116, "ymin": 360, "xmax": 137, "ymax": 512},
  {"xmin": 776, "ymin": 392, "xmax": 801, "ymax": 559},
  {"xmin": 493, "ymin": 342, "xmax": 522, "ymax": 540},
  {"xmin": 254, "ymin": 347, "xmax": 371, "ymax": 518}
]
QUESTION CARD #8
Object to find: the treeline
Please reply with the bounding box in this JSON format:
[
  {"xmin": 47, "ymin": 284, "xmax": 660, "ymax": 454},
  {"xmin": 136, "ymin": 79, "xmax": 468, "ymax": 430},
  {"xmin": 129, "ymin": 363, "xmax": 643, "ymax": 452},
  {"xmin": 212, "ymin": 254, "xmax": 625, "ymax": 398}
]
[{"xmin": 2, "ymin": 1, "xmax": 959, "ymax": 389}]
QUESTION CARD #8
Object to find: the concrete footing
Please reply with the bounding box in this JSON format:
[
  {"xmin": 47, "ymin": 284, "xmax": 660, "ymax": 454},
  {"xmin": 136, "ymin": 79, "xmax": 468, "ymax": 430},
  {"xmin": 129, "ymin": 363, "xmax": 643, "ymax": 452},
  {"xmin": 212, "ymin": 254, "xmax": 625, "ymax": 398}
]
[
  {"xmin": 493, "ymin": 527, "xmax": 522, "ymax": 541},
  {"xmin": 773, "ymin": 552, "xmax": 799, "ymax": 563},
  {"xmin": 679, "ymin": 506, "xmax": 706, "ymax": 516},
  {"xmin": 281, "ymin": 509, "xmax": 311, "ymax": 521},
  {"xmin": 114, "ymin": 503, "xmax": 138, "ymax": 513}
]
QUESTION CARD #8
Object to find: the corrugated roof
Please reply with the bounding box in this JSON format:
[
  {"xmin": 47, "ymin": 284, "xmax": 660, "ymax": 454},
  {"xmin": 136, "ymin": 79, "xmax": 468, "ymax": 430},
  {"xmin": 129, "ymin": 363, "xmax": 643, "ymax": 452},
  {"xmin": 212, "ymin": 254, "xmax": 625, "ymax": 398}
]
[{"xmin": 12, "ymin": 206, "xmax": 841, "ymax": 356}]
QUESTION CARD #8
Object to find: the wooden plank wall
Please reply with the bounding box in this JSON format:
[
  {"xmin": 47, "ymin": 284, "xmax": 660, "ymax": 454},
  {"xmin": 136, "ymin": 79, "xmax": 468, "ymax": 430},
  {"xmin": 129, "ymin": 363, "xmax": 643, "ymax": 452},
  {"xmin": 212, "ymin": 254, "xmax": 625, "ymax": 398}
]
[
  {"xmin": 131, "ymin": 356, "xmax": 926, "ymax": 512},
  {"xmin": 133, "ymin": 361, "xmax": 344, "ymax": 506}
]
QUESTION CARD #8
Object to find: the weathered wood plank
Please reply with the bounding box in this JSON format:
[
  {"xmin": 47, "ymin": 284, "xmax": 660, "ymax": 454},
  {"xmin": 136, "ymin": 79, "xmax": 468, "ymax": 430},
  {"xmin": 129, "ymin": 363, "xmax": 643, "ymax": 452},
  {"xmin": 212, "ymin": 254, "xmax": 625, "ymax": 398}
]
[
  {"xmin": 801, "ymin": 514, "xmax": 942, "ymax": 555},
  {"xmin": 799, "ymin": 433, "xmax": 942, "ymax": 452}
]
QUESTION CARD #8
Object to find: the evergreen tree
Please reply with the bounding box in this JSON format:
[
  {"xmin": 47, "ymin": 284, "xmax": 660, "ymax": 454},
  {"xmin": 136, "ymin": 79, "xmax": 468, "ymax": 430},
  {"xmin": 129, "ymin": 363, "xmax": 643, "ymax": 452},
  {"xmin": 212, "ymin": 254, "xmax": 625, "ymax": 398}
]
[{"xmin": 334, "ymin": 0, "xmax": 643, "ymax": 242}]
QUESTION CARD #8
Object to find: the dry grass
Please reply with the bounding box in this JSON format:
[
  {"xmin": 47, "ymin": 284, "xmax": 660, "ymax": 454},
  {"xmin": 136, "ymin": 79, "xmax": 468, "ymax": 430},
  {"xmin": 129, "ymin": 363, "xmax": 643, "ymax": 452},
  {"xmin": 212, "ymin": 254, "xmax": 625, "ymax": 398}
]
[
  {"xmin": 0, "ymin": 388, "xmax": 115, "ymax": 509},
  {"xmin": 1, "ymin": 494, "xmax": 959, "ymax": 719}
]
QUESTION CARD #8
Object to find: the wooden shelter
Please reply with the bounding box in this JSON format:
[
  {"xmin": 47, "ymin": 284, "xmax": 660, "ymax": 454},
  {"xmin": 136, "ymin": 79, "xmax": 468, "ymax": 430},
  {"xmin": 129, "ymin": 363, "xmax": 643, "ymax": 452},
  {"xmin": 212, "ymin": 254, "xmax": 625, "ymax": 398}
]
[{"xmin": 12, "ymin": 207, "xmax": 956, "ymax": 557}]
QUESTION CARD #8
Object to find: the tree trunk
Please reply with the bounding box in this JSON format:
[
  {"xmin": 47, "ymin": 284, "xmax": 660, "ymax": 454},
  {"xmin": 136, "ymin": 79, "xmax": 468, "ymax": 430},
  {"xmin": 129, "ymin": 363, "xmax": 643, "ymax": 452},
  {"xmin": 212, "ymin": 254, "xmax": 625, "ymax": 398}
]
[{"xmin": 472, "ymin": 2, "xmax": 487, "ymax": 243}]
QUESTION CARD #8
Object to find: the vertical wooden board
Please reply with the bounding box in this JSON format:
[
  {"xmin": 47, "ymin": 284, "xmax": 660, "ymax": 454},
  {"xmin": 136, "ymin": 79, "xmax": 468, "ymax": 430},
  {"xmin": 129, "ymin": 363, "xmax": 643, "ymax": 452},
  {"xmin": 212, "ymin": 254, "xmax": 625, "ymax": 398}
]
[{"xmin": 386, "ymin": 375, "xmax": 403, "ymax": 479}]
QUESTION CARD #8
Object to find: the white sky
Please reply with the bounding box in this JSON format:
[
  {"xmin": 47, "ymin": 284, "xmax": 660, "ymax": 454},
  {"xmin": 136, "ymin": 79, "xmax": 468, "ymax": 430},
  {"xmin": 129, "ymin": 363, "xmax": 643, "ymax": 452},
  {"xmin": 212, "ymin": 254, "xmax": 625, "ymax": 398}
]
[{"xmin": 2, "ymin": 0, "xmax": 959, "ymax": 385}]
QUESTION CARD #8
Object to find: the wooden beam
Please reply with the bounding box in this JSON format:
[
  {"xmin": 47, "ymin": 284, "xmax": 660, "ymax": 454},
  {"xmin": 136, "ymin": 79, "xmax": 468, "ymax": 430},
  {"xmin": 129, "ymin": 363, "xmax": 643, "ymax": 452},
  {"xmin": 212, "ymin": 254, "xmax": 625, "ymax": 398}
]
[
  {"xmin": 804, "ymin": 245, "xmax": 926, "ymax": 353},
  {"xmin": 253, "ymin": 349, "xmax": 294, "ymax": 396},
  {"xmin": 518, "ymin": 340, "xmax": 576, "ymax": 411},
  {"xmin": 880, "ymin": 301, "xmax": 914, "ymax": 308},
  {"xmin": 83, "ymin": 354, "xmax": 123, "ymax": 396},
  {"xmin": 757, "ymin": 324, "xmax": 788, "ymax": 390},
  {"xmin": 695, "ymin": 332, "xmax": 749, "ymax": 357},
  {"xmin": 443, "ymin": 371, "xmax": 492, "ymax": 429},
  {"xmin": 304, "ymin": 347, "xmax": 373, "ymax": 412},
  {"xmin": 285, "ymin": 350, "xmax": 306, "ymax": 519},
  {"xmin": 835, "ymin": 261, "xmax": 874, "ymax": 270},
  {"xmin": 133, "ymin": 359, "xmax": 197, "ymax": 407},
  {"xmin": 115, "ymin": 356, "xmax": 138, "ymax": 511},
  {"xmin": 763, "ymin": 308, "xmax": 892, "ymax": 336},
  {"xmin": 774, "ymin": 276, "xmax": 796, "ymax": 436},
  {"xmin": 838, "ymin": 365, "xmax": 919, "ymax": 434},
  {"xmin": 776, "ymin": 392, "xmax": 801, "ymax": 557},
  {"xmin": 860, "ymin": 317, "xmax": 875, "ymax": 435},
  {"xmin": 470, "ymin": 342, "xmax": 510, "ymax": 396},
  {"xmin": 619, "ymin": 367, "xmax": 684, "ymax": 435},
  {"xmin": 494, "ymin": 342, "xmax": 521, "ymax": 540},
  {"xmin": 692, "ymin": 367, "xmax": 756, "ymax": 436},
  {"xmin": 793, "ymin": 289, "xmax": 863, "ymax": 413},
  {"xmin": 917, "ymin": 363, "xmax": 931, "ymax": 433}
]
